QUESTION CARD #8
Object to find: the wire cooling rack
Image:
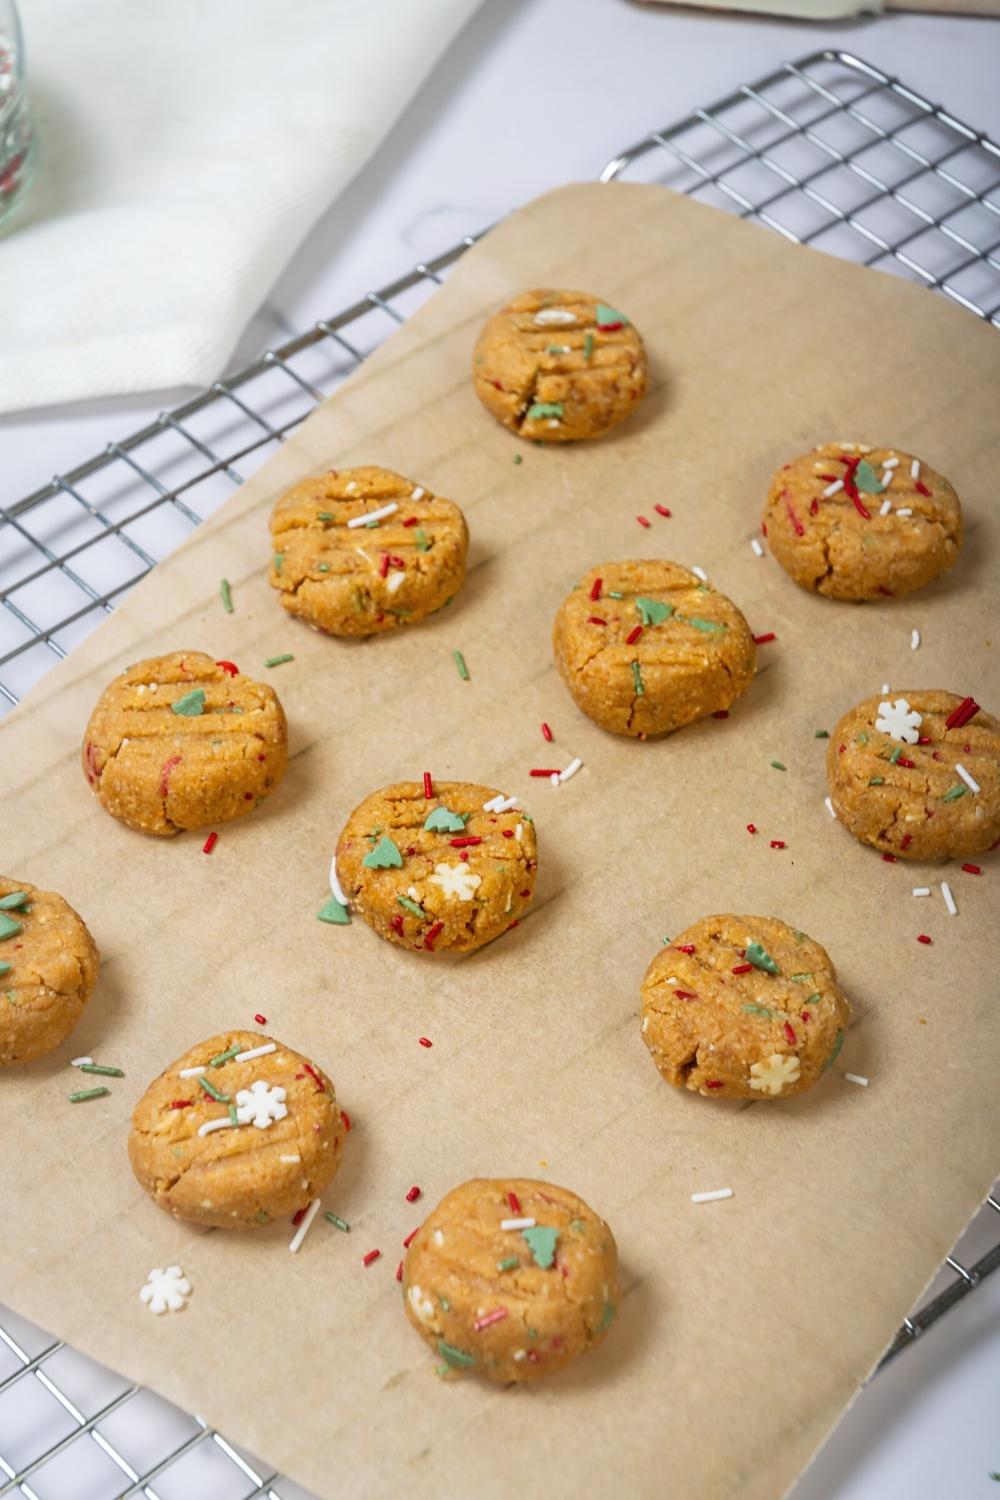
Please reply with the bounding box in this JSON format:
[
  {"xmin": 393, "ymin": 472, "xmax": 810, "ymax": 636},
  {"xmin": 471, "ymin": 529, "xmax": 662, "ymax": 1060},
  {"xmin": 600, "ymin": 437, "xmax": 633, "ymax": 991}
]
[{"xmin": 2, "ymin": 48, "xmax": 999, "ymax": 1500}]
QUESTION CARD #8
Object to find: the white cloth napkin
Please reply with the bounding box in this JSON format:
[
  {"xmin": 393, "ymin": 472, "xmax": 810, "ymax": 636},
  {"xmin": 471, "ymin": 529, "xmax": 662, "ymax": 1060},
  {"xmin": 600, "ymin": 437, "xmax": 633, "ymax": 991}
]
[{"xmin": 0, "ymin": 0, "xmax": 482, "ymax": 414}]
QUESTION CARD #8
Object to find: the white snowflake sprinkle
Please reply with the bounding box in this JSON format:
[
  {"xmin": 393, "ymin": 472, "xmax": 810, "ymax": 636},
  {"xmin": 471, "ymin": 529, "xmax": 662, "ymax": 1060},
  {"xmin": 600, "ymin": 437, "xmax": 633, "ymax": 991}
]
[
  {"xmin": 235, "ymin": 1079, "xmax": 288, "ymax": 1129},
  {"xmin": 875, "ymin": 697, "xmax": 922, "ymax": 744},
  {"xmin": 139, "ymin": 1266, "xmax": 190, "ymax": 1315},
  {"xmin": 749, "ymin": 1053, "xmax": 801, "ymax": 1096},
  {"xmin": 428, "ymin": 862, "xmax": 482, "ymax": 902}
]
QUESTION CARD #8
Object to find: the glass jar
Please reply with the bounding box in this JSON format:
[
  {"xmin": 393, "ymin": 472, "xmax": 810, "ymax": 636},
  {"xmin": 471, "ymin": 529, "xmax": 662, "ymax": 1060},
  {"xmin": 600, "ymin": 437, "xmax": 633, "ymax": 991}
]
[{"xmin": 0, "ymin": 0, "xmax": 35, "ymax": 232}]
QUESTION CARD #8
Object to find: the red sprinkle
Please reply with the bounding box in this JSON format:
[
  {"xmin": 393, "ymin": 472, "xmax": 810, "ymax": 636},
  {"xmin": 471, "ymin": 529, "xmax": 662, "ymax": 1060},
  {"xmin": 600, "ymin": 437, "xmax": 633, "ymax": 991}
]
[
  {"xmin": 674, "ymin": 990, "xmax": 699, "ymax": 1001},
  {"xmin": 541, "ymin": 722, "xmax": 553, "ymax": 742},
  {"xmin": 215, "ymin": 659, "xmax": 239, "ymax": 677},
  {"xmin": 403, "ymin": 1227, "xmax": 420, "ymax": 1249},
  {"xmin": 770, "ymin": 840, "xmax": 785, "ymax": 849},
  {"xmin": 761, "ymin": 521, "xmax": 768, "ymax": 536},
  {"xmin": 169, "ymin": 1099, "xmax": 192, "ymax": 1109},
  {"xmin": 530, "ymin": 769, "xmax": 561, "ymax": 778},
  {"xmin": 391, "ymin": 913, "xmax": 404, "ymax": 935},
  {"xmin": 474, "ymin": 1308, "xmax": 508, "ymax": 1332},
  {"xmin": 449, "ymin": 835, "xmax": 482, "ymax": 847},
  {"xmin": 785, "ymin": 497, "xmax": 805, "ymax": 536},
  {"xmin": 654, "ymin": 504, "xmax": 671, "ymax": 518},
  {"xmin": 674, "ymin": 944, "xmax": 697, "ymax": 954},
  {"xmin": 962, "ymin": 863, "xmax": 982, "ymax": 875},
  {"xmin": 423, "ymin": 771, "xmax": 433, "ymax": 799},
  {"xmin": 625, "ymin": 624, "xmax": 643, "ymax": 646},
  {"xmin": 291, "ymin": 1206, "xmax": 308, "ymax": 1228},
  {"xmin": 303, "ymin": 1063, "xmax": 326, "ymax": 1093},
  {"xmin": 732, "ymin": 963, "xmax": 752, "ymax": 975},
  {"xmin": 254, "ymin": 1013, "xmax": 267, "ymax": 1025},
  {"xmin": 917, "ymin": 934, "xmax": 933, "ymax": 945},
  {"xmin": 705, "ymin": 1081, "xmax": 724, "ymax": 1090},
  {"xmin": 882, "ymin": 853, "xmax": 897, "ymax": 863},
  {"xmin": 159, "ymin": 755, "xmax": 182, "ymax": 797},
  {"xmin": 589, "ymin": 577, "xmax": 603, "ymax": 601},
  {"xmin": 423, "ymin": 921, "xmax": 444, "ymax": 951},
  {"xmin": 402, "ymin": 516, "xmax": 418, "ymax": 527},
  {"xmin": 851, "ymin": 494, "xmax": 871, "ymax": 520},
  {"xmin": 915, "ymin": 480, "xmax": 931, "ymax": 497},
  {"xmin": 341, "ymin": 1109, "xmax": 351, "ymax": 1132},
  {"xmin": 202, "ymin": 832, "xmax": 218, "ymax": 855},
  {"xmin": 587, "ymin": 615, "xmax": 607, "ymax": 626},
  {"xmin": 363, "ymin": 1249, "xmax": 381, "ymax": 1267},
  {"xmin": 753, "ymin": 632, "xmax": 776, "ymax": 645},
  {"xmin": 508, "ymin": 1191, "xmax": 521, "ymax": 1214},
  {"xmin": 636, "ymin": 515, "xmax": 651, "ymax": 528},
  {"xmin": 747, "ymin": 823, "xmax": 757, "ymax": 834},
  {"xmin": 784, "ymin": 1022, "xmax": 797, "ymax": 1046},
  {"xmin": 418, "ymin": 1036, "xmax": 433, "ymax": 1048},
  {"xmin": 395, "ymin": 1260, "xmax": 404, "ymax": 1282},
  {"xmin": 897, "ymin": 756, "xmax": 915, "ymax": 769},
  {"xmin": 600, "ymin": 320, "xmax": 624, "ymax": 332},
  {"xmin": 809, "ymin": 498, "xmax": 819, "ymax": 515},
  {"xmin": 945, "ymin": 696, "xmax": 980, "ymax": 730},
  {"xmin": 801, "ymin": 1011, "xmax": 811, "ymax": 1023},
  {"xmin": 900, "ymin": 834, "xmax": 913, "ymax": 850},
  {"xmin": 502, "ymin": 829, "xmax": 514, "ymax": 838},
  {"xmin": 876, "ymin": 586, "xmax": 894, "ymax": 597},
  {"xmin": 379, "ymin": 551, "xmax": 390, "ymax": 578},
  {"xmin": 713, "ymin": 710, "xmax": 730, "ymax": 719},
  {"xmin": 406, "ymin": 1186, "xmax": 421, "ymax": 1203}
]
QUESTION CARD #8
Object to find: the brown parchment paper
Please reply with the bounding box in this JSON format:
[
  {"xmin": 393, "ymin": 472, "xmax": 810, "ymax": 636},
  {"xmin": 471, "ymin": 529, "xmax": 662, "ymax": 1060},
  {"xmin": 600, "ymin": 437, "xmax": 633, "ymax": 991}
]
[{"xmin": 2, "ymin": 182, "xmax": 999, "ymax": 1500}]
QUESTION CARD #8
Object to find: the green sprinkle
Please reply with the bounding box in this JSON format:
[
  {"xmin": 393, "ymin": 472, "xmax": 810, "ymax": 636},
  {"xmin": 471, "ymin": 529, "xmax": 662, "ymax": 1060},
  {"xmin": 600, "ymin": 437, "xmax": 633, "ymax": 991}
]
[
  {"xmin": 889, "ymin": 747, "xmax": 903, "ymax": 764},
  {"xmin": 789, "ymin": 973, "xmax": 812, "ymax": 984},
  {"xmin": 941, "ymin": 784, "xmax": 968, "ymax": 802},
  {"xmin": 397, "ymin": 895, "xmax": 425, "ymax": 919},
  {"xmin": 742, "ymin": 1003, "xmax": 773, "ymax": 1018},
  {"xmin": 583, "ymin": 332, "xmax": 594, "ymax": 360},
  {"xmin": 497, "ymin": 1255, "xmax": 520, "ymax": 1272},
  {"xmin": 522, "ymin": 1225, "xmax": 559, "ymax": 1269},
  {"xmin": 545, "ymin": 344, "xmax": 570, "ymax": 354},
  {"xmin": 317, "ymin": 510, "xmax": 334, "ymax": 521},
  {"xmin": 0, "ymin": 914, "xmax": 22, "ymax": 941},
  {"xmin": 220, "ymin": 578, "xmax": 233, "ymax": 613},
  {"xmin": 228, "ymin": 1103, "xmax": 238, "ymax": 1125},
  {"xmin": 80, "ymin": 1063, "xmax": 124, "ymax": 1077},
  {"xmin": 69, "ymin": 1087, "xmax": 109, "ymax": 1103},
  {"xmin": 209, "ymin": 1044, "xmax": 241, "ymax": 1068},
  {"xmin": 317, "ymin": 896, "xmax": 350, "ymax": 925},
  {"xmin": 631, "ymin": 660, "xmax": 644, "ymax": 696},
  {"xmin": 513, "ymin": 453, "xmax": 522, "ymax": 464},
  {"xmin": 325, "ymin": 1211, "xmax": 350, "ymax": 1233},
  {"xmin": 855, "ymin": 731, "xmax": 869, "ymax": 745},
  {"xmin": 598, "ymin": 1301, "xmax": 617, "ymax": 1332},
  {"xmin": 854, "ymin": 459, "xmax": 885, "ymax": 494},
  {"xmin": 527, "ymin": 1327, "xmax": 537, "ymax": 1340},
  {"xmin": 439, "ymin": 1296, "xmax": 451, "ymax": 1311},
  {"xmin": 0, "ymin": 891, "xmax": 29, "ymax": 911},
  {"xmin": 635, "ymin": 596, "xmax": 673, "ymax": 626},
  {"xmin": 198, "ymin": 1075, "xmax": 229, "ymax": 1103},
  {"xmin": 363, "ymin": 834, "xmax": 403, "ymax": 869},
  {"xmin": 317, "ymin": 562, "xmax": 330, "ymax": 572},
  {"xmin": 424, "ymin": 806, "xmax": 466, "ymax": 833},
  {"xmin": 608, "ymin": 590, "xmax": 624, "ymax": 599},
  {"xmin": 264, "ymin": 654, "xmax": 294, "ymax": 668},
  {"xmin": 171, "ymin": 688, "xmax": 205, "ymax": 717},
  {"xmin": 824, "ymin": 1028, "xmax": 845, "ymax": 1071},
  {"xmin": 526, "ymin": 402, "xmax": 563, "ymax": 421},
  {"xmin": 0, "ymin": 963, "xmax": 10, "ymax": 977},
  {"xmin": 746, "ymin": 942, "xmax": 780, "ymax": 976},
  {"xmin": 273, "ymin": 552, "xmax": 284, "ymax": 573},
  {"xmin": 770, "ymin": 760, "xmax": 786, "ymax": 771},
  {"xmin": 814, "ymin": 729, "xmax": 829, "ymax": 738},
  {"xmin": 569, "ymin": 1218, "xmax": 586, "ymax": 1233},
  {"xmin": 438, "ymin": 1339, "xmax": 475, "ymax": 1369},
  {"xmin": 869, "ymin": 776, "xmax": 885, "ymax": 786},
  {"xmin": 596, "ymin": 303, "xmax": 628, "ymax": 327},
  {"xmin": 415, "ymin": 528, "xmax": 430, "ymax": 551},
  {"xmin": 366, "ymin": 518, "xmax": 379, "ymax": 528},
  {"xmin": 453, "ymin": 650, "xmax": 469, "ymax": 681},
  {"xmin": 688, "ymin": 616, "xmax": 725, "ymax": 632},
  {"xmin": 806, "ymin": 993, "xmax": 821, "ymax": 1005}
]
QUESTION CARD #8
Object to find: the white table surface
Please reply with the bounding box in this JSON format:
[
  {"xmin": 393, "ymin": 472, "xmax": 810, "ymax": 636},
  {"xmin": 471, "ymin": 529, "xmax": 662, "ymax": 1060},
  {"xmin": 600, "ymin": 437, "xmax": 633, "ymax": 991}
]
[{"xmin": 2, "ymin": 2, "xmax": 999, "ymax": 1497}]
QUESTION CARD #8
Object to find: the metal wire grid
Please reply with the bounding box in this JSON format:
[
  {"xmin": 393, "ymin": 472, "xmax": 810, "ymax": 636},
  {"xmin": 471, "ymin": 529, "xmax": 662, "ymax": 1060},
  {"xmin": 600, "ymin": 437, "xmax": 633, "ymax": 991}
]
[{"xmin": 1, "ymin": 46, "xmax": 999, "ymax": 1500}]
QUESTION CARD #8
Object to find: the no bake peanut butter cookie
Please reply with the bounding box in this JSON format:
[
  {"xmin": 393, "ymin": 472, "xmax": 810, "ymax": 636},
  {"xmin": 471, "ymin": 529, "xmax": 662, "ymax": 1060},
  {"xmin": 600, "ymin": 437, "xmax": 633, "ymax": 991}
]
[
  {"xmin": 473, "ymin": 289, "xmax": 647, "ymax": 442},
  {"xmin": 0, "ymin": 877, "xmax": 99, "ymax": 1066}
]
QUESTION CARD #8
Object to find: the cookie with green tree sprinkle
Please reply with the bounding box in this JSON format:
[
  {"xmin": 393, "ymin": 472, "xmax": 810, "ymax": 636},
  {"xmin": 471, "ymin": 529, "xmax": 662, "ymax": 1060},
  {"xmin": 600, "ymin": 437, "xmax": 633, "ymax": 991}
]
[
  {"xmin": 553, "ymin": 559, "xmax": 756, "ymax": 738},
  {"xmin": 403, "ymin": 1177, "xmax": 618, "ymax": 1383},
  {"xmin": 641, "ymin": 914, "xmax": 851, "ymax": 1101},
  {"xmin": 268, "ymin": 466, "xmax": 468, "ymax": 639},
  {"xmin": 472, "ymin": 288, "xmax": 648, "ymax": 442},
  {"xmin": 0, "ymin": 876, "xmax": 100, "ymax": 1066}
]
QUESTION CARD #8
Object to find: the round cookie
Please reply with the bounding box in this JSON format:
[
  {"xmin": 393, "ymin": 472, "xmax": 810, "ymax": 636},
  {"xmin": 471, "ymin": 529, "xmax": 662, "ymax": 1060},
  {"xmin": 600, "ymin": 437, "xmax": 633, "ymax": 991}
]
[
  {"xmin": 403, "ymin": 1178, "xmax": 619, "ymax": 1383},
  {"xmin": 83, "ymin": 651, "xmax": 288, "ymax": 836},
  {"xmin": 268, "ymin": 466, "xmax": 468, "ymax": 638},
  {"xmin": 553, "ymin": 560, "xmax": 756, "ymax": 738},
  {"xmin": 335, "ymin": 780, "xmax": 537, "ymax": 954},
  {"xmin": 128, "ymin": 1030, "xmax": 345, "ymax": 1230},
  {"xmin": 763, "ymin": 443, "xmax": 962, "ymax": 601},
  {"xmin": 827, "ymin": 689, "xmax": 1000, "ymax": 860},
  {"xmin": 472, "ymin": 288, "xmax": 648, "ymax": 442},
  {"xmin": 0, "ymin": 877, "xmax": 99, "ymax": 1066},
  {"xmin": 641, "ymin": 915, "xmax": 851, "ymax": 1100}
]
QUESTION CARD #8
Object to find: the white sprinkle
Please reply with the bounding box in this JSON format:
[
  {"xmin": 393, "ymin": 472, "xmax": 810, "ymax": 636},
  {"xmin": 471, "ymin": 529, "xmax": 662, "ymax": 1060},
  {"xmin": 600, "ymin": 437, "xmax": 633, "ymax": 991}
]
[
  {"xmin": 515, "ymin": 822, "xmax": 523, "ymax": 841},
  {"xmin": 897, "ymin": 508, "xmax": 912, "ymax": 517},
  {"xmin": 912, "ymin": 887, "xmax": 931, "ymax": 897},
  {"xmin": 179, "ymin": 1065, "xmax": 207, "ymax": 1078},
  {"xmin": 879, "ymin": 499, "xmax": 892, "ymax": 516},
  {"xmin": 433, "ymin": 1229, "xmax": 445, "ymax": 1247},
  {"xmin": 844, "ymin": 1073, "xmax": 869, "ymax": 1087},
  {"xmin": 495, "ymin": 795, "xmax": 519, "ymax": 813},
  {"xmin": 547, "ymin": 419, "xmax": 560, "ymax": 428},
  {"xmin": 482, "ymin": 794, "xmax": 503, "ymax": 812},
  {"xmin": 911, "ymin": 459, "xmax": 920, "ymax": 480},
  {"xmin": 411, "ymin": 487, "xmax": 425, "ymax": 500},
  {"xmin": 501, "ymin": 1217, "xmax": 536, "ymax": 1231},
  {"xmin": 288, "ymin": 1197, "xmax": 322, "ymax": 1253},
  {"xmin": 823, "ymin": 479, "xmax": 844, "ymax": 498},
  {"xmin": 233, "ymin": 1042, "xmax": 276, "ymax": 1064},
  {"xmin": 70, "ymin": 1056, "xmax": 93, "ymax": 1068},
  {"xmin": 955, "ymin": 763, "xmax": 980, "ymax": 794},
  {"xmin": 279, "ymin": 1154, "xmax": 301, "ymax": 1164},
  {"xmin": 329, "ymin": 858, "xmax": 350, "ymax": 907},
  {"xmin": 880, "ymin": 470, "xmax": 893, "ymax": 489},
  {"xmin": 824, "ymin": 796, "xmax": 837, "ymax": 819},
  {"xmin": 911, "ymin": 629, "xmax": 920, "ymax": 651},
  {"xmin": 550, "ymin": 772, "xmax": 560, "ymax": 788},
  {"xmin": 148, "ymin": 682, "xmax": 158, "ymax": 693},
  {"xmin": 881, "ymin": 683, "xmax": 890, "ymax": 694},
  {"xmin": 691, "ymin": 1188, "xmax": 732, "ymax": 1204},
  {"xmin": 136, "ymin": 684, "xmax": 146, "ymax": 694},
  {"xmin": 386, "ymin": 570, "xmax": 405, "ymax": 594},
  {"xmin": 692, "ymin": 566, "xmax": 708, "ymax": 583},
  {"xmin": 347, "ymin": 502, "xmax": 397, "ymax": 529},
  {"xmin": 750, "ymin": 538, "xmax": 764, "ymax": 558},
  {"xmin": 941, "ymin": 881, "xmax": 957, "ymax": 916},
  {"xmin": 883, "ymin": 456, "xmax": 899, "ymax": 469},
  {"xmin": 533, "ymin": 308, "xmax": 576, "ymax": 325},
  {"xmin": 198, "ymin": 1117, "xmax": 237, "ymax": 1137},
  {"xmin": 559, "ymin": 757, "xmax": 583, "ymax": 785}
]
